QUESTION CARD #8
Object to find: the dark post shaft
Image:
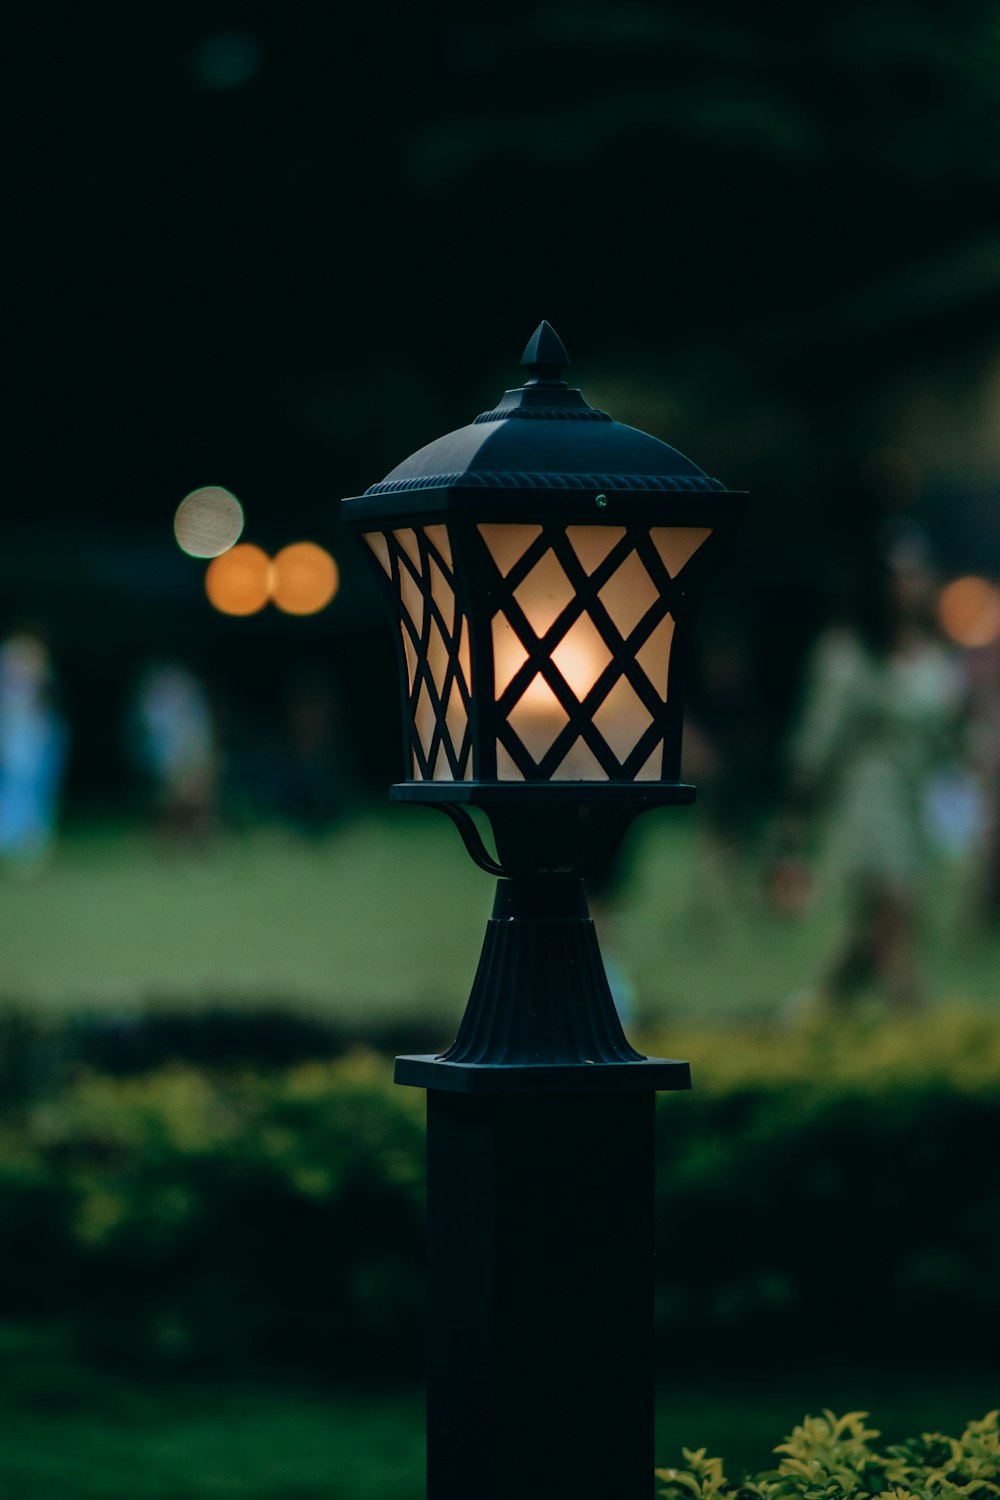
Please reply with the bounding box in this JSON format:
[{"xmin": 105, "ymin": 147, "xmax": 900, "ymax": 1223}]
[{"xmin": 426, "ymin": 1089, "xmax": 655, "ymax": 1500}]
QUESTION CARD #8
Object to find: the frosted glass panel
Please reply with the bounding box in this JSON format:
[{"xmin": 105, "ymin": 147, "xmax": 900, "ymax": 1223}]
[
  {"xmin": 513, "ymin": 550, "xmax": 575, "ymax": 637},
  {"xmin": 394, "ymin": 528, "xmax": 422, "ymax": 574},
  {"xmin": 492, "ymin": 613, "xmax": 529, "ymax": 697},
  {"xmin": 373, "ymin": 526, "xmax": 471, "ymax": 783},
  {"xmin": 635, "ymin": 743, "xmax": 663, "ymax": 781},
  {"xmin": 550, "ymin": 614, "xmax": 612, "ymax": 700},
  {"xmin": 496, "ymin": 741, "xmax": 523, "ymax": 780},
  {"xmin": 365, "ymin": 532, "xmax": 391, "ymax": 575},
  {"xmin": 651, "ymin": 526, "xmax": 711, "ymax": 577},
  {"xmin": 635, "ymin": 615, "xmax": 675, "ymax": 701},
  {"xmin": 592, "ymin": 677, "xmax": 653, "ymax": 761},
  {"xmin": 565, "ymin": 526, "xmax": 626, "ymax": 575},
  {"xmin": 414, "ymin": 682, "xmax": 435, "ymax": 771},
  {"xmin": 427, "ymin": 618, "xmax": 450, "ymax": 700},
  {"xmin": 445, "ymin": 679, "xmax": 467, "ymax": 756},
  {"xmin": 506, "ymin": 675, "xmax": 569, "ymax": 762},
  {"xmin": 478, "ymin": 523, "xmax": 542, "ymax": 577},
  {"xmin": 597, "ymin": 552, "xmax": 656, "ymax": 639},
  {"xmin": 424, "ymin": 524, "xmax": 452, "ymax": 567},
  {"xmin": 550, "ymin": 739, "xmax": 609, "ymax": 780}
]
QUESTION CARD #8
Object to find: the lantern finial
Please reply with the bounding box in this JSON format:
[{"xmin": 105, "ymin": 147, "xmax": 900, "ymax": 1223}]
[{"xmin": 520, "ymin": 321, "xmax": 569, "ymax": 384}]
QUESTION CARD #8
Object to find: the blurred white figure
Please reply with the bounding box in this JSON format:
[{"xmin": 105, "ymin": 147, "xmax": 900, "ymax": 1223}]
[
  {"xmin": 0, "ymin": 633, "xmax": 69, "ymax": 873},
  {"xmin": 787, "ymin": 549, "xmax": 965, "ymax": 1011},
  {"xmin": 130, "ymin": 663, "xmax": 218, "ymax": 838}
]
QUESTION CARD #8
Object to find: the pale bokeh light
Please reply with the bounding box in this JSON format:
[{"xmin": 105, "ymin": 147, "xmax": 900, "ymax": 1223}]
[
  {"xmin": 937, "ymin": 575, "xmax": 1000, "ymax": 648},
  {"xmin": 204, "ymin": 543, "xmax": 271, "ymax": 616},
  {"xmin": 270, "ymin": 542, "xmax": 339, "ymax": 615},
  {"xmin": 175, "ymin": 487, "xmax": 244, "ymax": 558}
]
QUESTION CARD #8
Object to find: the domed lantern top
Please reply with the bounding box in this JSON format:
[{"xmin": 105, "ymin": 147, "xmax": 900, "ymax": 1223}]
[{"xmin": 341, "ymin": 322, "xmax": 746, "ymax": 877}]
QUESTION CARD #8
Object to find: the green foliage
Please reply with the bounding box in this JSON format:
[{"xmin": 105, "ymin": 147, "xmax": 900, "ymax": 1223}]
[
  {"xmin": 0, "ymin": 1052, "xmax": 426, "ymax": 1369},
  {"xmin": 656, "ymin": 1410, "xmax": 1000, "ymax": 1500},
  {"xmin": 0, "ymin": 1011, "xmax": 997, "ymax": 1370},
  {"xmin": 647, "ymin": 1011, "xmax": 1000, "ymax": 1356}
]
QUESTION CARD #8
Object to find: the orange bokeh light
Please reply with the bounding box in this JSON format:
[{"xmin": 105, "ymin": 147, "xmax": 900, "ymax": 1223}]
[
  {"xmin": 937, "ymin": 576, "xmax": 1000, "ymax": 649},
  {"xmin": 271, "ymin": 542, "xmax": 339, "ymax": 615},
  {"xmin": 204, "ymin": 543, "xmax": 272, "ymax": 616}
]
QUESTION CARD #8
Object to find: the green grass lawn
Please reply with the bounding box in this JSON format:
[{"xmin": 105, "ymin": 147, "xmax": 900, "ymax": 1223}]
[
  {"xmin": 1, "ymin": 808, "xmax": 997, "ymax": 1024},
  {"xmin": 0, "ymin": 1328, "xmax": 994, "ymax": 1500}
]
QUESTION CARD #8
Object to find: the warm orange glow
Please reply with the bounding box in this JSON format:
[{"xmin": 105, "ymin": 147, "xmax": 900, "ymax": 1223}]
[
  {"xmin": 204, "ymin": 543, "xmax": 271, "ymax": 616},
  {"xmin": 271, "ymin": 542, "xmax": 339, "ymax": 615},
  {"xmin": 937, "ymin": 576, "xmax": 1000, "ymax": 648},
  {"xmin": 175, "ymin": 486, "xmax": 244, "ymax": 557}
]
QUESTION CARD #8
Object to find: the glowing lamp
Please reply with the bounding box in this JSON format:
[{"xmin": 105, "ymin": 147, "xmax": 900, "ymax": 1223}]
[{"xmin": 343, "ymin": 322, "xmax": 746, "ymax": 882}]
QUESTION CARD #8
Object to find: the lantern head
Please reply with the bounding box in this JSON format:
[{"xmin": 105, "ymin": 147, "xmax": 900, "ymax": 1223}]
[{"xmin": 342, "ymin": 323, "xmax": 746, "ymax": 878}]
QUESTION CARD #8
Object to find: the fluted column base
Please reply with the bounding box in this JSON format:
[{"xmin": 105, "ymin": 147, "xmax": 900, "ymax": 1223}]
[{"xmin": 395, "ymin": 877, "xmax": 690, "ymax": 1094}]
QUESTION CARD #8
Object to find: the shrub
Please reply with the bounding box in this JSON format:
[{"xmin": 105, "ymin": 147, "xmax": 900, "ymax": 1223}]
[
  {"xmin": 656, "ymin": 1409, "xmax": 1000, "ymax": 1500},
  {"xmin": 648, "ymin": 1012, "xmax": 1000, "ymax": 1359},
  {"xmin": 0, "ymin": 1009, "xmax": 996, "ymax": 1371},
  {"xmin": 0, "ymin": 1051, "xmax": 426, "ymax": 1370}
]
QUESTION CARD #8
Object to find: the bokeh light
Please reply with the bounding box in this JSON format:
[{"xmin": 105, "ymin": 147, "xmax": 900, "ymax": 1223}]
[
  {"xmin": 175, "ymin": 487, "xmax": 244, "ymax": 558},
  {"xmin": 937, "ymin": 575, "xmax": 1000, "ymax": 648},
  {"xmin": 270, "ymin": 543, "xmax": 339, "ymax": 615},
  {"xmin": 204, "ymin": 543, "xmax": 272, "ymax": 616}
]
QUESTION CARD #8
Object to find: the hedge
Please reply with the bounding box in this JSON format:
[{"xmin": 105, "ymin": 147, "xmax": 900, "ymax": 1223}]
[
  {"xmin": 0, "ymin": 1009, "xmax": 996, "ymax": 1370},
  {"xmin": 656, "ymin": 1408, "xmax": 999, "ymax": 1500}
]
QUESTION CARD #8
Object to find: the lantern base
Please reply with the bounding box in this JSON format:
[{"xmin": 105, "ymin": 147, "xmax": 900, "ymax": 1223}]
[
  {"xmin": 395, "ymin": 875, "xmax": 690, "ymax": 1094},
  {"xmin": 394, "ymin": 1054, "xmax": 690, "ymax": 1094}
]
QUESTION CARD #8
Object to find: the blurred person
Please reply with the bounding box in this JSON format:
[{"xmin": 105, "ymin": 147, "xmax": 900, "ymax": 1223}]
[
  {"xmin": 781, "ymin": 537, "xmax": 965, "ymax": 1012},
  {"xmin": 0, "ymin": 631, "xmax": 69, "ymax": 874},
  {"xmin": 128, "ymin": 661, "xmax": 218, "ymax": 840}
]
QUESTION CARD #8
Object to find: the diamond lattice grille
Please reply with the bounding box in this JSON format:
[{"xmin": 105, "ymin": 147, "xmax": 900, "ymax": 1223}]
[
  {"xmin": 364, "ymin": 527, "xmax": 472, "ymax": 780},
  {"xmin": 477, "ymin": 522, "xmax": 711, "ymax": 781}
]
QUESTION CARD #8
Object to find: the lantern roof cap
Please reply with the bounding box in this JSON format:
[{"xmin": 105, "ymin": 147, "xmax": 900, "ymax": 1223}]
[
  {"xmin": 365, "ymin": 323, "xmax": 729, "ymax": 497},
  {"xmin": 520, "ymin": 320, "xmax": 570, "ymax": 383}
]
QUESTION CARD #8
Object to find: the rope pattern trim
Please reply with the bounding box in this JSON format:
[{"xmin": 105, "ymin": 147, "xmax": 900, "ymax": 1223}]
[{"xmin": 365, "ymin": 472, "xmax": 727, "ymax": 495}]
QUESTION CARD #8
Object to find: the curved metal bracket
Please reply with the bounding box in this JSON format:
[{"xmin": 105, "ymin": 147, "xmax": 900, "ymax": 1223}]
[{"xmin": 426, "ymin": 803, "xmax": 508, "ymax": 877}]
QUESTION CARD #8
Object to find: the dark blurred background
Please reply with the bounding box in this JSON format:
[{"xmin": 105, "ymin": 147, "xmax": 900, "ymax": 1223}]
[{"xmin": 5, "ymin": 0, "xmax": 999, "ymax": 807}]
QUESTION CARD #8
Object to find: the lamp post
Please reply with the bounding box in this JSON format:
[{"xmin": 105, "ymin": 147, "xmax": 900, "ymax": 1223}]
[{"xmin": 342, "ymin": 323, "xmax": 746, "ymax": 1500}]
